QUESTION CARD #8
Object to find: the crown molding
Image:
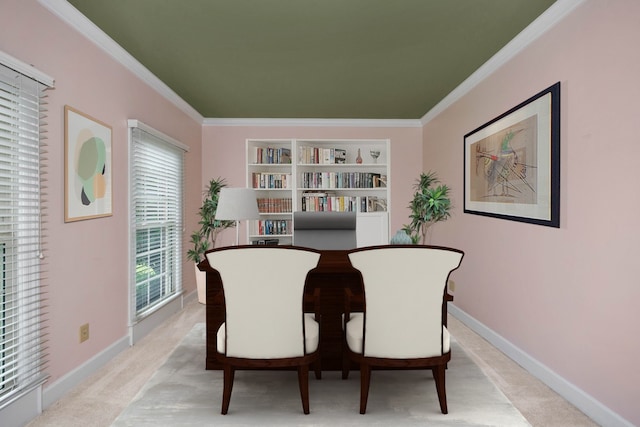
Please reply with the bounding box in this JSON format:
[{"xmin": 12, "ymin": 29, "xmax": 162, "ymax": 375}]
[
  {"xmin": 420, "ymin": 0, "xmax": 586, "ymax": 126},
  {"xmin": 202, "ymin": 117, "xmax": 422, "ymax": 128},
  {"xmin": 38, "ymin": 0, "xmax": 204, "ymax": 124}
]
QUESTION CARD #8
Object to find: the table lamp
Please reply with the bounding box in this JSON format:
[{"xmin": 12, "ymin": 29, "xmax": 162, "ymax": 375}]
[{"xmin": 215, "ymin": 187, "xmax": 260, "ymax": 245}]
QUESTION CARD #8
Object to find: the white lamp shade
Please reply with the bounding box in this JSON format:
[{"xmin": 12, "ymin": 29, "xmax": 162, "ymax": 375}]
[{"xmin": 215, "ymin": 188, "xmax": 260, "ymax": 221}]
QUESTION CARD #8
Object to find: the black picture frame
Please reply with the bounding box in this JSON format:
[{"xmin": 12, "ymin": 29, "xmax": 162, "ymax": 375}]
[{"xmin": 463, "ymin": 82, "xmax": 560, "ymax": 228}]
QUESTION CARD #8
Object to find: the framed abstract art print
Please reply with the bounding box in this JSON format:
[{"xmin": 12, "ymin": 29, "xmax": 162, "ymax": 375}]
[
  {"xmin": 64, "ymin": 105, "xmax": 113, "ymax": 222},
  {"xmin": 463, "ymin": 82, "xmax": 560, "ymax": 228}
]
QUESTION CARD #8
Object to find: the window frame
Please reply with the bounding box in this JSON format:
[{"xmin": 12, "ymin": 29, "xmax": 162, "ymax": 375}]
[{"xmin": 127, "ymin": 120, "xmax": 188, "ymax": 344}]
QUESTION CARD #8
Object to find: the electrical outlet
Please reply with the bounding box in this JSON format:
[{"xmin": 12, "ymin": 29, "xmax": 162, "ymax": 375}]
[
  {"xmin": 448, "ymin": 280, "xmax": 456, "ymax": 292},
  {"xmin": 79, "ymin": 323, "xmax": 89, "ymax": 343}
]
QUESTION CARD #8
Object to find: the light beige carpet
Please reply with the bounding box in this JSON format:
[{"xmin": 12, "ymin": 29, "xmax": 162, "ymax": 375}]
[{"xmin": 111, "ymin": 323, "xmax": 530, "ymax": 426}]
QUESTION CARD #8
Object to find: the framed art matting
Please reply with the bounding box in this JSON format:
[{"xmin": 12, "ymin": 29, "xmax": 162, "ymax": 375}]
[
  {"xmin": 463, "ymin": 82, "xmax": 560, "ymax": 228},
  {"xmin": 64, "ymin": 105, "xmax": 113, "ymax": 222}
]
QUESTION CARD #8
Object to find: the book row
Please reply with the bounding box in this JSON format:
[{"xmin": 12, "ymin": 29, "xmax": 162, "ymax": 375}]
[
  {"xmin": 252, "ymin": 172, "xmax": 292, "ymax": 189},
  {"xmin": 257, "ymin": 198, "xmax": 293, "ymax": 213},
  {"xmin": 251, "ymin": 238, "xmax": 280, "ymax": 245},
  {"xmin": 298, "ymin": 146, "xmax": 348, "ymax": 164},
  {"xmin": 301, "ymin": 194, "xmax": 387, "ymax": 213},
  {"xmin": 253, "ymin": 146, "xmax": 292, "ymax": 164},
  {"xmin": 300, "ymin": 172, "xmax": 387, "ymax": 189},
  {"xmin": 254, "ymin": 219, "xmax": 292, "ymax": 236}
]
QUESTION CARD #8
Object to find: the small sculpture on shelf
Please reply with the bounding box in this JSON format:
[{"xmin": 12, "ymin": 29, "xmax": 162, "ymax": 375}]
[{"xmin": 369, "ymin": 150, "xmax": 381, "ymax": 163}]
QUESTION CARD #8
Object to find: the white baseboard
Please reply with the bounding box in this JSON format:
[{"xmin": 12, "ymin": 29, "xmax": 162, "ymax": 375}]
[
  {"xmin": 43, "ymin": 294, "xmax": 188, "ymax": 410},
  {"xmin": 42, "ymin": 334, "xmax": 129, "ymax": 409},
  {"xmin": 0, "ymin": 375, "xmax": 47, "ymax": 427},
  {"xmin": 449, "ymin": 304, "xmax": 634, "ymax": 427},
  {"xmin": 129, "ymin": 294, "xmax": 183, "ymax": 345},
  {"xmin": 182, "ymin": 288, "xmax": 198, "ymax": 304}
]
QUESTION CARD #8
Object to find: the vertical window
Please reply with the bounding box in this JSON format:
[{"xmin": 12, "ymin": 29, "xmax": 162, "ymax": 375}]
[
  {"xmin": 0, "ymin": 57, "xmax": 52, "ymax": 405},
  {"xmin": 129, "ymin": 121, "xmax": 185, "ymax": 322}
]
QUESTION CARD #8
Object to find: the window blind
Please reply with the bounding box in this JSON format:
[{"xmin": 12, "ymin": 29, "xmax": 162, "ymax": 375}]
[
  {"xmin": 0, "ymin": 61, "xmax": 50, "ymax": 405},
  {"xmin": 129, "ymin": 122, "xmax": 185, "ymax": 323}
]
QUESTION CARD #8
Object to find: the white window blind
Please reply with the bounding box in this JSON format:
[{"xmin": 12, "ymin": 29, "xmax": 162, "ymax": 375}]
[
  {"xmin": 0, "ymin": 60, "xmax": 50, "ymax": 405},
  {"xmin": 129, "ymin": 122, "xmax": 185, "ymax": 322}
]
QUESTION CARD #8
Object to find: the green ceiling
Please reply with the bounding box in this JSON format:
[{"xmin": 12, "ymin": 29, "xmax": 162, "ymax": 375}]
[{"xmin": 66, "ymin": 0, "xmax": 556, "ymax": 119}]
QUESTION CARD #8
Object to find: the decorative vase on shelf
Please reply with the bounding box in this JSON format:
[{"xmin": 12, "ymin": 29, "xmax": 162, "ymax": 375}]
[{"xmin": 356, "ymin": 148, "xmax": 363, "ymax": 164}]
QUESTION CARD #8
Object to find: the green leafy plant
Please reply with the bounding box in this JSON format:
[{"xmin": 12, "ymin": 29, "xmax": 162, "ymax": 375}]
[
  {"xmin": 404, "ymin": 171, "xmax": 452, "ymax": 244},
  {"xmin": 186, "ymin": 177, "xmax": 236, "ymax": 263}
]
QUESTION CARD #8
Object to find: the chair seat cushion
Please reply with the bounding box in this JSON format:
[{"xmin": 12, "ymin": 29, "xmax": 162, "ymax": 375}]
[
  {"xmin": 345, "ymin": 313, "xmax": 450, "ymax": 357},
  {"xmin": 217, "ymin": 313, "xmax": 320, "ymax": 355}
]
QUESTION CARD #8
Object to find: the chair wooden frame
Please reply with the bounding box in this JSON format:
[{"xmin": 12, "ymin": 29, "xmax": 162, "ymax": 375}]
[
  {"xmin": 204, "ymin": 245, "xmax": 322, "ymax": 415},
  {"xmin": 342, "ymin": 245, "xmax": 464, "ymax": 414}
]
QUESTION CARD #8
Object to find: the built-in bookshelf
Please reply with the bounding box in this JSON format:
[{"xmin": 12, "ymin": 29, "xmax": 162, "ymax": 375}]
[
  {"xmin": 246, "ymin": 139, "xmax": 390, "ymax": 246},
  {"xmin": 247, "ymin": 139, "xmax": 294, "ymax": 245}
]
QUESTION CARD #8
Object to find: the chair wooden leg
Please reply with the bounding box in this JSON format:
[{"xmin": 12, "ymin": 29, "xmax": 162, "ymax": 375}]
[
  {"xmin": 342, "ymin": 343, "xmax": 350, "ymax": 379},
  {"xmin": 314, "ymin": 358, "xmax": 322, "ymax": 380},
  {"xmin": 298, "ymin": 364, "xmax": 311, "ymax": 414},
  {"xmin": 359, "ymin": 364, "xmax": 371, "ymax": 414},
  {"xmin": 433, "ymin": 364, "xmax": 448, "ymax": 414},
  {"xmin": 221, "ymin": 365, "xmax": 235, "ymax": 415}
]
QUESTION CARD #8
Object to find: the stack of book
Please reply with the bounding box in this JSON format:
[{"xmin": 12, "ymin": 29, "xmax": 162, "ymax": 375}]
[
  {"xmin": 298, "ymin": 146, "xmax": 348, "ymax": 164},
  {"xmin": 251, "ymin": 238, "xmax": 280, "ymax": 245},
  {"xmin": 256, "ymin": 219, "xmax": 292, "ymax": 235},
  {"xmin": 253, "ymin": 147, "xmax": 291, "ymax": 164},
  {"xmin": 300, "ymin": 172, "xmax": 386, "ymax": 189},
  {"xmin": 301, "ymin": 191, "xmax": 387, "ymax": 212},
  {"xmin": 257, "ymin": 197, "xmax": 292, "ymax": 213},
  {"xmin": 252, "ymin": 172, "xmax": 292, "ymax": 189}
]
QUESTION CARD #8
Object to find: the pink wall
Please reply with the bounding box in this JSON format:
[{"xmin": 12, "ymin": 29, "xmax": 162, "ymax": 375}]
[
  {"xmin": 424, "ymin": 0, "xmax": 640, "ymax": 424},
  {"xmin": 202, "ymin": 125, "xmax": 423, "ymax": 246},
  {"xmin": 0, "ymin": 0, "xmax": 203, "ymax": 386}
]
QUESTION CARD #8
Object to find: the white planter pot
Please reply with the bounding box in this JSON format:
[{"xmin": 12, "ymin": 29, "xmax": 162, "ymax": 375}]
[{"xmin": 195, "ymin": 263, "xmax": 207, "ymax": 304}]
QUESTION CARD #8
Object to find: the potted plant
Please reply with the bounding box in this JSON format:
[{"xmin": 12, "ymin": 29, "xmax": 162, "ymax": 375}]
[
  {"xmin": 403, "ymin": 171, "xmax": 452, "ymax": 244},
  {"xmin": 187, "ymin": 177, "xmax": 235, "ymax": 303}
]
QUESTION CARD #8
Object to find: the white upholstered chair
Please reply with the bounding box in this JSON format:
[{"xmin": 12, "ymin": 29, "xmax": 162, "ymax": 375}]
[
  {"xmin": 343, "ymin": 245, "xmax": 464, "ymax": 414},
  {"xmin": 205, "ymin": 245, "xmax": 321, "ymax": 415}
]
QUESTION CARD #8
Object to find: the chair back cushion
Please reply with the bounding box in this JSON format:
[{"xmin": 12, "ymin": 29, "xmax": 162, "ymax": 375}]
[
  {"xmin": 206, "ymin": 246, "xmax": 320, "ymax": 358},
  {"xmin": 348, "ymin": 246, "xmax": 463, "ymax": 359}
]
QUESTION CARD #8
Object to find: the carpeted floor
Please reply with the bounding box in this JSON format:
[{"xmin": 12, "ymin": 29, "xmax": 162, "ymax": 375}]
[{"xmin": 111, "ymin": 323, "xmax": 530, "ymax": 426}]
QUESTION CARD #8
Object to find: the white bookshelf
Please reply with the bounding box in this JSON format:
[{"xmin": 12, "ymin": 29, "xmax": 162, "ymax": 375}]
[{"xmin": 246, "ymin": 139, "xmax": 390, "ymax": 246}]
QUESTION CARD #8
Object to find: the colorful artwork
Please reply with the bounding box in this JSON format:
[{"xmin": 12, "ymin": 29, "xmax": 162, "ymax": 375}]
[
  {"xmin": 464, "ymin": 82, "xmax": 560, "ymax": 228},
  {"xmin": 470, "ymin": 115, "xmax": 537, "ymax": 205},
  {"xmin": 65, "ymin": 106, "xmax": 112, "ymax": 222}
]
